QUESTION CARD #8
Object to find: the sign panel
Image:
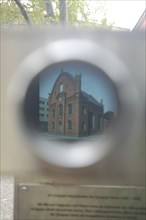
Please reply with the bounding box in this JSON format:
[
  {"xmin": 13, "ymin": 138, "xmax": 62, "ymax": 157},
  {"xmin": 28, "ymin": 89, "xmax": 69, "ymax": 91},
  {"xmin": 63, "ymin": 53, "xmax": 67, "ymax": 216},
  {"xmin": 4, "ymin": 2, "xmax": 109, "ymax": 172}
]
[{"xmin": 14, "ymin": 184, "xmax": 146, "ymax": 220}]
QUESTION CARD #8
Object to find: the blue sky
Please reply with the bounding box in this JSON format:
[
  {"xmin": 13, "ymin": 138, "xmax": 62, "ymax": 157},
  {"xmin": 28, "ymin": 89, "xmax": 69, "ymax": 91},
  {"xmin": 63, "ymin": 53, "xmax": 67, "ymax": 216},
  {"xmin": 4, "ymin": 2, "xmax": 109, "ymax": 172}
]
[{"xmin": 39, "ymin": 61, "xmax": 118, "ymax": 114}]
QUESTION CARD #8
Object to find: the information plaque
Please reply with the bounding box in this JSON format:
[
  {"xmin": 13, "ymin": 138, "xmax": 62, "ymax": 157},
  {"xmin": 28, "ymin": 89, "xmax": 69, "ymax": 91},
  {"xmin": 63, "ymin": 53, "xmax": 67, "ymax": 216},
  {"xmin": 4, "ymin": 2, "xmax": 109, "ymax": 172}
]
[{"xmin": 14, "ymin": 183, "xmax": 146, "ymax": 220}]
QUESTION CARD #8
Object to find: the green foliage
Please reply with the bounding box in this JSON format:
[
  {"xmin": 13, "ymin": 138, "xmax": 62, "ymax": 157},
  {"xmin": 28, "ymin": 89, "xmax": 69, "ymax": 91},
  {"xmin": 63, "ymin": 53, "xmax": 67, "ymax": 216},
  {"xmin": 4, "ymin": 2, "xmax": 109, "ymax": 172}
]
[
  {"xmin": 0, "ymin": 0, "xmax": 112, "ymax": 28},
  {"xmin": 27, "ymin": 0, "xmax": 48, "ymax": 24},
  {"xmin": 0, "ymin": 0, "xmax": 25, "ymax": 25},
  {"xmin": 67, "ymin": 0, "xmax": 88, "ymax": 24}
]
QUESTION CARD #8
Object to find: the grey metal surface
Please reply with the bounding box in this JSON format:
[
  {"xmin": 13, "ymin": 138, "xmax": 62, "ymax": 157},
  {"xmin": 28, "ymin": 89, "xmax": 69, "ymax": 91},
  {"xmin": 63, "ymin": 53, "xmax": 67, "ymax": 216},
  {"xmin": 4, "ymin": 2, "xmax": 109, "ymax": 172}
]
[
  {"xmin": 14, "ymin": 183, "xmax": 146, "ymax": 220},
  {"xmin": 0, "ymin": 176, "xmax": 14, "ymax": 220}
]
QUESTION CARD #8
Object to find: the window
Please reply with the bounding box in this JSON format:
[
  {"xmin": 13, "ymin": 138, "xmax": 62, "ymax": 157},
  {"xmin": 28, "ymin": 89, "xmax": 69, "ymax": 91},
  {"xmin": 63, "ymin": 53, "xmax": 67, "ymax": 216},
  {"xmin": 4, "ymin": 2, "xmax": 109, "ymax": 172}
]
[
  {"xmin": 39, "ymin": 101, "xmax": 44, "ymax": 104},
  {"xmin": 98, "ymin": 115, "xmax": 102, "ymax": 129},
  {"xmin": 67, "ymin": 120, "xmax": 72, "ymax": 130},
  {"xmin": 58, "ymin": 120, "xmax": 62, "ymax": 132},
  {"xmin": 39, "ymin": 107, "xmax": 44, "ymax": 110},
  {"xmin": 59, "ymin": 83, "xmax": 64, "ymax": 92},
  {"xmin": 82, "ymin": 122, "xmax": 86, "ymax": 131},
  {"xmin": 52, "ymin": 109, "xmax": 55, "ymax": 117},
  {"xmin": 82, "ymin": 107, "xmax": 86, "ymax": 115},
  {"xmin": 39, "ymin": 113, "xmax": 44, "ymax": 117},
  {"xmin": 52, "ymin": 122, "xmax": 55, "ymax": 129},
  {"xmin": 92, "ymin": 115, "xmax": 95, "ymax": 129},
  {"xmin": 59, "ymin": 97, "xmax": 62, "ymax": 102},
  {"xmin": 67, "ymin": 103, "xmax": 72, "ymax": 114},
  {"xmin": 58, "ymin": 104, "xmax": 63, "ymax": 116},
  {"xmin": 89, "ymin": 112, "xmax": 95, "ymax": 130}
]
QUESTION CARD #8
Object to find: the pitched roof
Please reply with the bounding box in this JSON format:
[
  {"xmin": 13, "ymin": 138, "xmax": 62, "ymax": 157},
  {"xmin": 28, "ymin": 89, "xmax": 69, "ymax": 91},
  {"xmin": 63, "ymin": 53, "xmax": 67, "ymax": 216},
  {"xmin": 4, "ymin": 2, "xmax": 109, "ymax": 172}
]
[{"xmin": 81, "ymin": 91, "xmax": 101, "ymax": 106}]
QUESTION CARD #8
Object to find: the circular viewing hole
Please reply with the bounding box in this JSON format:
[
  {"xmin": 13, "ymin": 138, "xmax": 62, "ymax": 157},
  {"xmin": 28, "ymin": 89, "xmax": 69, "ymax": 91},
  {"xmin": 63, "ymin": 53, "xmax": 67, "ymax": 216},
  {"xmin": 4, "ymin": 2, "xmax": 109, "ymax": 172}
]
[{"xmin": 23, "ymin": 60, "xmax": 119, "ymax": 143}]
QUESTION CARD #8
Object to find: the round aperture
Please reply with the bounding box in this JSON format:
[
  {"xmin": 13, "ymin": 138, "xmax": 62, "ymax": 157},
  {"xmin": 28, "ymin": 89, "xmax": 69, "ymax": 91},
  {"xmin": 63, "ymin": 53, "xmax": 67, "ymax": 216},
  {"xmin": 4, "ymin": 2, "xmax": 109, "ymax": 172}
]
[{"xmin": 23, "ymin": 61, "xmax": 119, "ymax": 143}]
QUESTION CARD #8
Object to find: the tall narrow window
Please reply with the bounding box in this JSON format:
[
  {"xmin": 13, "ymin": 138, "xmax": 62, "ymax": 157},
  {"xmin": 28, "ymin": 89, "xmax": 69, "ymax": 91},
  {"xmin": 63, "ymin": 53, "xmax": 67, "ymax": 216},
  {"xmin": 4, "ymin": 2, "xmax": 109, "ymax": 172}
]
[
  {"xmin": 52, "ymin": 109, "xmax": 55, "ymax": 117},
  {"xmin": 52, "ymin": 122, "xmax": 55, "ymax": 129},
  {"xmin": 98, "ymin": 115, "xmax": 102, "ymax": 130},
  {"xmin": 67, "ymin": 120, "xmax": 72, "ymax": 130},
  {"xmin": 89, "ymin": 112, "xmax": 95, "ymax": 130},
  {"xmin": 67, "ymin": 103, "xmax": 72, "ymax": 114},
  {"xmin": 82, "ymin": 107, "xmax": 86, "ymax": 115},
  {"xmin": 92, "ymin": 115, "xmax": 95, "ymax": 129},
  {"xmin": 58, "ymin": 120, "xmax": 62, "ymax": 132},
  {"xmin": 59, "ymin": 83, "xmax": 63, "ymax": 92},
  {"xmin": 82, "ymin": 122, "xmax": 86, "ymax": 131},
  {"xmin": 58, "ymin": 104, "xmax": 63, "ymax": 116}
]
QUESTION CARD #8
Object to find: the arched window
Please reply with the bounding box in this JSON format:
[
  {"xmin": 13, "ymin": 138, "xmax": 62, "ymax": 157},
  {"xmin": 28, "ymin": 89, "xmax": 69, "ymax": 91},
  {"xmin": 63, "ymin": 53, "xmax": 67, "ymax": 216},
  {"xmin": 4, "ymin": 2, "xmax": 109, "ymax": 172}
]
[
  {"xmin": 52, "ymin": 122, "xmax": 55, "ymax": 129},
  {"xmin": 59, "ymin": 83, "xmax": 64, "ymax": 92},
  {"xmin": 67, "ymin": 120, "xmax": 72, "ymax": 130},
  {"xmin": 67, "ymin": 103, "xmax": 72, "ymax": 114},
  {"xmin": 58, "ymin": 104, "xmax": 63, "ymax": 116},
  {"xmin": 82, "ymin": 122, "xmax": 86, "ymax": 131}
]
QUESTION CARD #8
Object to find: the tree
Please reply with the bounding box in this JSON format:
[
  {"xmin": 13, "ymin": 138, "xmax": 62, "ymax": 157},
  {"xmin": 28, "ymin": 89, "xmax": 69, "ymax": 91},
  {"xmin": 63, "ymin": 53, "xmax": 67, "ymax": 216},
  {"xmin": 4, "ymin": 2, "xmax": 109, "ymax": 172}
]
[
  {"xmin": 0, "ymin": 0, "xmax": 26, "ymax": 26},
  {"xmin": 0, "ymin": 0, "xmax": 112, "ymax": 28},
  {"xmin": 14, "ymin": 0, "xmax": 31, "ymax": 25}
]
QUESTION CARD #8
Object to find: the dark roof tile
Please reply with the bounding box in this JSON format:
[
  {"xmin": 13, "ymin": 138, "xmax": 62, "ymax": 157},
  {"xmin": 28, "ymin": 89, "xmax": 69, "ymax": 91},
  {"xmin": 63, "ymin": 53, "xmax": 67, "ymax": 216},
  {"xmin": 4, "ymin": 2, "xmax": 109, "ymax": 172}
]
[{"xmin": 81, "ymin": 91, "xmax": 101, "ymax": 106}]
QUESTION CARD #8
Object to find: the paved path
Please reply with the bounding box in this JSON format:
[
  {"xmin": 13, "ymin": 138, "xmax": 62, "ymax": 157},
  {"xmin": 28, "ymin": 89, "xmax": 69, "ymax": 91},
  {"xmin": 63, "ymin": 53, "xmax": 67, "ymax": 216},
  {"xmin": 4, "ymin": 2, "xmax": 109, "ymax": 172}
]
[{"xmin": 0, "ymin": 176, "xmax": 14, "ymax": 220}]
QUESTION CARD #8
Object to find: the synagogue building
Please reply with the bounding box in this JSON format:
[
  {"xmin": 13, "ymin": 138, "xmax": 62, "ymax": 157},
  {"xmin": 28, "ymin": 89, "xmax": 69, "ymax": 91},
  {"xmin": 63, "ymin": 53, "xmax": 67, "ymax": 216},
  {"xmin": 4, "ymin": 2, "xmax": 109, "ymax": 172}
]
[{"xmin": 48, "ymin": 70, "xmax": 104, "ymax": 137}]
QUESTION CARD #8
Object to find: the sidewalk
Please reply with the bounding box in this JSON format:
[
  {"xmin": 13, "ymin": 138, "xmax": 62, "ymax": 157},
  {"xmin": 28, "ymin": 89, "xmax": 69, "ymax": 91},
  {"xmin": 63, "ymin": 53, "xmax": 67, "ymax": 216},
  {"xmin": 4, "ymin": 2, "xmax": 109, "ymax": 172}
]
[{"xmin": 0, "ymin": 176, "xmax": 14, "ymax": 220}]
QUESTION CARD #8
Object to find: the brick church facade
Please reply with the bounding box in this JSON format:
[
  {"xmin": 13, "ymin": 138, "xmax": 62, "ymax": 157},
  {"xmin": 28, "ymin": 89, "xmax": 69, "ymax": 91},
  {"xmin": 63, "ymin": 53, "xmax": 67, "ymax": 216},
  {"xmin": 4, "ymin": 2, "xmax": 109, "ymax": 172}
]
[{"xmin": 48, "ymin": 70, "xmax": 104, "ymax": 137}]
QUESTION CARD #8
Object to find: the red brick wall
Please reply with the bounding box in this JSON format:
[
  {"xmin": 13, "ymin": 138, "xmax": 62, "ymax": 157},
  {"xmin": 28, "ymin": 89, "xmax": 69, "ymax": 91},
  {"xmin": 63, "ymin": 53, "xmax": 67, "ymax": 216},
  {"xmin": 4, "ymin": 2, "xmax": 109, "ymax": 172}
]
[
  {"xmin": 48, "ymin": 72, "xmax": 104, "ymax": 137},
  {"xmin": 48, "ymin": 72, "xmax": 81, "ymax": 136}
]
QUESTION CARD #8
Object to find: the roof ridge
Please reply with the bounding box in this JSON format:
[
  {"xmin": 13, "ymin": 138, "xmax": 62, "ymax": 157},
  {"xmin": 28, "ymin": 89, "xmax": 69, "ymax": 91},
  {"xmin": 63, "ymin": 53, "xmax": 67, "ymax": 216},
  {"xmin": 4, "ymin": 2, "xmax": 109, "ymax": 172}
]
[{"xmin": 81, "ymin": 90, "xmax": 100, "ymax": 105}]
